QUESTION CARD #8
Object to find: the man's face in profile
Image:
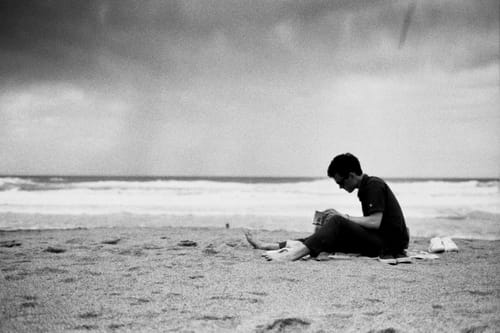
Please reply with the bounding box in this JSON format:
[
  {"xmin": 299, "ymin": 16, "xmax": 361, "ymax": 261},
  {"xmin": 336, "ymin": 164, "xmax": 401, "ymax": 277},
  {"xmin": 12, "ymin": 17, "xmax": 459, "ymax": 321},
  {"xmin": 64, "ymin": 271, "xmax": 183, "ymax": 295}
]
[{"xmin": 334, "ymin": 173, "xmax": 356, "ymax": 193}]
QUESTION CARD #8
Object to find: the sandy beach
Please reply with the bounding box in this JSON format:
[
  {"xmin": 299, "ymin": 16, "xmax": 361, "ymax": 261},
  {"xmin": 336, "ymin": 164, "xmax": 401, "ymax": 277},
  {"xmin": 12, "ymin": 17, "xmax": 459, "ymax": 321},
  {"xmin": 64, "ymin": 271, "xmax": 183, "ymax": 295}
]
[{"xmin": 1, "ymin": 219, "xmax": 499, "ymax": 332}]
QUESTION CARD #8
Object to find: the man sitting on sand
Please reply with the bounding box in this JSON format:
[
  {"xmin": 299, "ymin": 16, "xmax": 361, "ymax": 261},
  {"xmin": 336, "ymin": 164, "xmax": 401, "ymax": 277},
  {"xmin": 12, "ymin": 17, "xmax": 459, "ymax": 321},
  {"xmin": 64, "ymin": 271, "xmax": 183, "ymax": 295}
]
[{"xmin": 246, "ymin": 153, "xmax": 410, "ymax": 265}]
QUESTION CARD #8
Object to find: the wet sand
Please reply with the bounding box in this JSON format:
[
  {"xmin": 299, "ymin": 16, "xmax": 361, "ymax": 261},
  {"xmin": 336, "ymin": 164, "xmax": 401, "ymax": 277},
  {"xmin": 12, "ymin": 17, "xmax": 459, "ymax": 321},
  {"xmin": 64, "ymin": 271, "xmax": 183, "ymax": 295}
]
[{"xmin": 1, "ymin": 223, "xmax": 499, "ymax": 332}]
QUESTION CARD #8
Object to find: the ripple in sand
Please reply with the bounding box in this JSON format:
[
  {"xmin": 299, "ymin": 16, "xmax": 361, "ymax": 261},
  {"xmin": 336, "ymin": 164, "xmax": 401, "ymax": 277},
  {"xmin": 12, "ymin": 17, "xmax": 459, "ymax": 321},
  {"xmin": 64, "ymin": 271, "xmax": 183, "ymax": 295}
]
[
  {"xmin": 35, "ymin": 267, "xmax": 69, "ymax": 275},
  {"xmin": 80, "ymin": 269, "xmax": 102, "ymax": 276},
  {"xmin": 129, "ymin": 297, "xmax": 150, "ymax": 305},
  {"xmin": 5, "ymin": 272, "xmax": 28, "ymax": 281},
  {"xmin": 210, "ymin": 295, "xmax": 261, "ymax": 304},
  {"xmin": 143, "ymin": 244, "xmax": 163, "ymax": 250},
  {"xmin": 461, "ymin": 325, "xmax": 489, "ymax": 333},
  {"xmin": 0, "ymin": 240, "xmax": 21, "ymax": 247},
  {"xmin": 65, "ymin": 238, "xmax": 85, "ymax": 244},
  {"xmin": 61, "ymin": 277, "xmax": 77, "ymax": 283},
  {"xmin": 365, "ymin": 298, "xmax": 383, "ymax": 303},
  {"xmin": 326, "ymin": 312, "xmax": 353, "ymax": 319},
  {"xmin": 73, "ymin": 324, "xmax": 99, "ymax": 330},
  {"xmin": 118, "ymin": 248, "xmax": 145, "ymax": 256},
  {"xmin": 197, "ymin": 315, "xmax": 235, "ymax": 321},
  {"xmin": 248, "ymin": 291, "xmax": 268, "ymax": 296},
  {"xmin": 363, "ymin": 311, "xmax": 384, "ymax": 316},
  {"xmin": 466, "ymin": 290, "xmax": 490, "ymax": 296}
]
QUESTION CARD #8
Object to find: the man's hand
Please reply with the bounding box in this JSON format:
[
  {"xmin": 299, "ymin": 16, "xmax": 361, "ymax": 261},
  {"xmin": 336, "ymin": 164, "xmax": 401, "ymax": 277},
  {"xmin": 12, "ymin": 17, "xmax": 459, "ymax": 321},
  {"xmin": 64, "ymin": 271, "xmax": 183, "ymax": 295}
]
[
  {"xmin": 320, "ymin": 208, "xmax": 341, "ymax": 224},
  {"xmin": 322, "ymin": 208, "xmax": 340, "ymax": 215}
]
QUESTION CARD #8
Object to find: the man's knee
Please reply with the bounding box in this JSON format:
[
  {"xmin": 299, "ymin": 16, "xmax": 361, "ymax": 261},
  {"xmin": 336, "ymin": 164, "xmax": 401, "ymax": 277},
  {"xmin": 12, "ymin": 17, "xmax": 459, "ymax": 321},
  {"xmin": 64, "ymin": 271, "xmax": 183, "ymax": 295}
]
[{"xmin": 323, "ymin": 214, "xmax": 349, "ymax": 229}]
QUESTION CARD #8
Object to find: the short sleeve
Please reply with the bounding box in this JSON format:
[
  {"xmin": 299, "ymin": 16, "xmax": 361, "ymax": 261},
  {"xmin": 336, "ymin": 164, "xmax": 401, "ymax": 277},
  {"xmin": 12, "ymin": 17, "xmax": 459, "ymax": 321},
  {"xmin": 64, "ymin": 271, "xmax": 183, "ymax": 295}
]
[{"xmin": 360, "ymin": 180, "xmax": 386, "ymax": 216}]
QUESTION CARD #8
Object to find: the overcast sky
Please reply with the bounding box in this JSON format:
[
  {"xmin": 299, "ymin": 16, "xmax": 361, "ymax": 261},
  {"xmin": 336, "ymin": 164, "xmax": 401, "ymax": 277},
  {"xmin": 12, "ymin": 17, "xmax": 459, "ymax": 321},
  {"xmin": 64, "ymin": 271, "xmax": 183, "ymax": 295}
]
[{"xmin": 0, "ymin": 0, "xmax": 498, "ymax": 178}]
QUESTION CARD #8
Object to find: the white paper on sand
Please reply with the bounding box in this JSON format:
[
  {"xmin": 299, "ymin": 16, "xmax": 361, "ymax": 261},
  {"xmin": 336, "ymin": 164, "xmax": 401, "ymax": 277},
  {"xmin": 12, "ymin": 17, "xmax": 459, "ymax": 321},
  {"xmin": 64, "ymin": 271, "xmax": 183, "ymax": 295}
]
[{"xmin": 408, "ymin": 251, "xmax": 440, "ymax": 260}]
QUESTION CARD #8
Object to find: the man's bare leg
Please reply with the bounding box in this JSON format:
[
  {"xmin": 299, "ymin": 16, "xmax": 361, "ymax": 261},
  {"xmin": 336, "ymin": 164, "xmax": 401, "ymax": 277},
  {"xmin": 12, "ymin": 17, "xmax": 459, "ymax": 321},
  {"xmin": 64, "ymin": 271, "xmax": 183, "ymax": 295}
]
[
  {"xmin": 262, "ymin": 242, "xmax": 310, "ymax": 261},
  {"xmin": 244, "ymin": 230, "xmax": 280, "ymax": 250}
]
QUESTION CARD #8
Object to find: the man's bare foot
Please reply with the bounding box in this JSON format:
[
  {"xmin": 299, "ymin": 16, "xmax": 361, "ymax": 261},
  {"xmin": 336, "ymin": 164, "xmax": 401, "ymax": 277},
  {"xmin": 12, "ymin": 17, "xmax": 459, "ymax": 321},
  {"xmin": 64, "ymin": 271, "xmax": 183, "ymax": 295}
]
[
  {"xmin": 244, "ymin": 230, "xmax": 260, "ymax": 249},
  {"xmin": 244, "ymin": 230, "xmax": 279, "ymax": 250},
  {"xmin": 262, "ymin": 243, "xmax": 310, "ymax": 261},
  {"xmin": 262, "ymin": 248, "xmax": 290, "ymax": 261}
]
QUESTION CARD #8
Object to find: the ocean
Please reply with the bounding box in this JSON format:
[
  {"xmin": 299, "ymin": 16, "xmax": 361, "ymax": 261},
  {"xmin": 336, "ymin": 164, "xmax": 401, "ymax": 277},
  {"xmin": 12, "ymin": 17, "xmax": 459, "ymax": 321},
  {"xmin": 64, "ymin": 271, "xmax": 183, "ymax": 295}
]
[{"xmin": 0, "ymin": 176, "xmax": 499, "ymax": 240}]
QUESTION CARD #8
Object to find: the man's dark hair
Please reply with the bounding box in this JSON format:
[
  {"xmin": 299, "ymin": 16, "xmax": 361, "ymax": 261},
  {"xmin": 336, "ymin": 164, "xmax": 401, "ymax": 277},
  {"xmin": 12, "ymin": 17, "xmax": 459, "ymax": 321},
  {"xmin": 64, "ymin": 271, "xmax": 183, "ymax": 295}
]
[{"xmin": 327, "ymin": 153, "xmax": 363, "ymax": 178}]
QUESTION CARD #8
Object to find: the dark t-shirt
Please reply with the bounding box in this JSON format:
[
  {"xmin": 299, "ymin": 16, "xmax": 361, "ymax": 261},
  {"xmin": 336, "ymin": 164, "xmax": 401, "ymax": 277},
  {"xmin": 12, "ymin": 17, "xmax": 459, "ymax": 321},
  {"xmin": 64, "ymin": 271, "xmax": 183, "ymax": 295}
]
[{"xmin": 357, "ymin": 175, "xmax": 409, "ymax": 251}]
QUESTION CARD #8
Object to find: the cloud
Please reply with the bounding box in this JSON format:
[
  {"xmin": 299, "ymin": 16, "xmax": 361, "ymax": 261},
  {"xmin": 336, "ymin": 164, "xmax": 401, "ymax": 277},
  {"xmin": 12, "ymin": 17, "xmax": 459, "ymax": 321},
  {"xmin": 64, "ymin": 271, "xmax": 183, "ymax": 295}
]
[
  {"xmin": 0, "ymin": 0, "xmax": 498, "ymax": 176},
  {"xmin": 1, "ymin": 0, "xmax": 497, "ymax": 87}
]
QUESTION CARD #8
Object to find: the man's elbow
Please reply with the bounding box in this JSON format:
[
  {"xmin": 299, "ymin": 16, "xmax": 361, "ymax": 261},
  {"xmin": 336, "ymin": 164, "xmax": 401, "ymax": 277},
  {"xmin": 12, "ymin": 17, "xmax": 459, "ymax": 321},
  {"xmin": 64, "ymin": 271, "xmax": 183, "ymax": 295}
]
[{"xmin": 370, "ymin": 213, "xmax": 383, "ymax": 229}]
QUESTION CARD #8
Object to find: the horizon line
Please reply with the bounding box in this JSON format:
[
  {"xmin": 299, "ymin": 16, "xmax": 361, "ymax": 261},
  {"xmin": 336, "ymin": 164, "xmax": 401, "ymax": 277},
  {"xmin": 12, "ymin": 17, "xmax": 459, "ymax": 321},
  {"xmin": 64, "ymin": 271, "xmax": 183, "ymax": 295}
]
[{"xmin": 0, "ymin": 174, "xmax": 498, "ymax": 181}]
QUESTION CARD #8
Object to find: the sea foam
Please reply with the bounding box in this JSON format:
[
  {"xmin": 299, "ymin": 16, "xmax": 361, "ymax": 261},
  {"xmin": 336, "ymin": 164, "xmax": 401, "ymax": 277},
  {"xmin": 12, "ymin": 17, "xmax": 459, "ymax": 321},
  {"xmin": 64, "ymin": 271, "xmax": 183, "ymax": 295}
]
[{"xmin": 0, "ymin": 176, "xmax": 498, "ymax": 239}]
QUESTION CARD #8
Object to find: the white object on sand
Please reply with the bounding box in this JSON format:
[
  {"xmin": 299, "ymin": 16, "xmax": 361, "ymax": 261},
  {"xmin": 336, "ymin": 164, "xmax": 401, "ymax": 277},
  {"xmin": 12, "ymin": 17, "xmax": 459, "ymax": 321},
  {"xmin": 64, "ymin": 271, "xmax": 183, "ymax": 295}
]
[
  {"xmin": 409, "ymin": 251, "xmax": 440, "ymax": 260},
  {"xmin": 428, "ymin": 237, "xmax": 459, "ymax": 253},
  {"xmin": 428, "ymin": 237, "xmax": 445, "ymax": 253},
  {"xmin": 442, "ymin": 237, "xmax": 459, "ymax": 252}
]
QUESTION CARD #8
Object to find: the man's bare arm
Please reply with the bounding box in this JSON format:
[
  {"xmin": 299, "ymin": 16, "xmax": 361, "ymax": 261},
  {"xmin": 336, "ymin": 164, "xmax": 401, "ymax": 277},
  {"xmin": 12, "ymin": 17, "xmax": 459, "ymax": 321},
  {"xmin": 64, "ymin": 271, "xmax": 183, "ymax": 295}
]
[{"xmin": 342, "ymin": 212, "xmax": 382, "ymax": 229}]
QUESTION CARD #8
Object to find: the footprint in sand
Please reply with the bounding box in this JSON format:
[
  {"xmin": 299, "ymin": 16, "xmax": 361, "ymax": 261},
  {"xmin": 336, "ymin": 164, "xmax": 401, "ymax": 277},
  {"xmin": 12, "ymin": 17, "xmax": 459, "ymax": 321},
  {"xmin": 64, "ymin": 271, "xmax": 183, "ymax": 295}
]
[
  {"xmin": 102, "ymin": 238, "xmax": 121, "ymax": 245},
  {"xmin": 367, "ymin": 329, "xmax": 398, "ymax": 333},
  {"xmin": 128, "ymin": 266, "xmax": 141, "ymax": 271},
  {"xmin": 78, "ymin": 311, "xmax": 101, "ymax": 319},
  {"xmin": 178, "ymin": 240, "xmax": 197, "ymax": 247},
  {"xmin": 203, "ymin": 244, "xmax": 218, "ymax": 255},
  {"xmin": 18, "ymin": 295, "xmax": 38, "ymax": 308},
  {"xmin": 44, "ymin": 246, "xmax": 66, "ymax": 253},
  {"xmin": 256, "ymin": 318, "xmax": 311, "ymax": 333},
  {"xmin": 109, "ymin": 323, "xmax": 127, "ymax": 330},
  {"xmin": 20, "ymin": 302, "xmax": 37, "ymax": 308}
]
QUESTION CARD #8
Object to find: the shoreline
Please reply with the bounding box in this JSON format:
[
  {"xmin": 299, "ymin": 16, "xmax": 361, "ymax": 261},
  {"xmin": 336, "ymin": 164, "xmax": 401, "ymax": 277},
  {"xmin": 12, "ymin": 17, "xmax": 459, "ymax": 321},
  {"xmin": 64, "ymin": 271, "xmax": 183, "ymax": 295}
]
[
  {"xmin": 1, "ymin": 225, "xmax": 499, "ymax": 332},
  {"xmin": 1, "ymin": 212, "xmax": 499, "ymax": 241}
]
